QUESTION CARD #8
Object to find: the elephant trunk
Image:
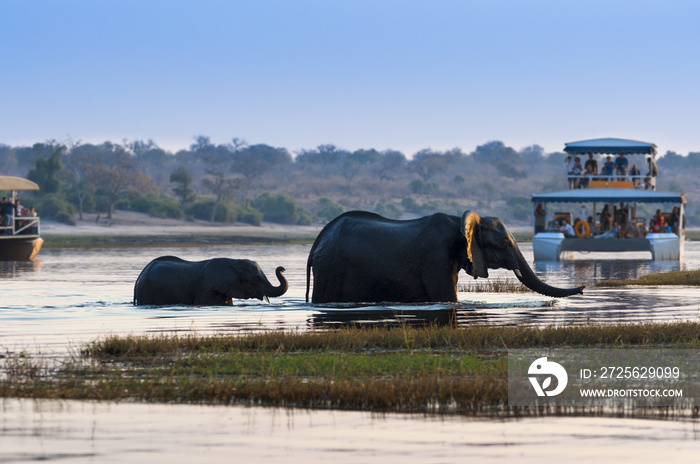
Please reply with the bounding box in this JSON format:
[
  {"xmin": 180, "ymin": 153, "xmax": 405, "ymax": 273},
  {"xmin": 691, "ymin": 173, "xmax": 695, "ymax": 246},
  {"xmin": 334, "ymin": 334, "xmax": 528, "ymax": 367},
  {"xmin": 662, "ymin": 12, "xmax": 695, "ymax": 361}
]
[
  {"xmin": 512, "ymin": 248, "xmax": 584, "ymax": 298},
  {"xmin": 265, "ymin": 266, "xmax": 288, "ymax": 298}
]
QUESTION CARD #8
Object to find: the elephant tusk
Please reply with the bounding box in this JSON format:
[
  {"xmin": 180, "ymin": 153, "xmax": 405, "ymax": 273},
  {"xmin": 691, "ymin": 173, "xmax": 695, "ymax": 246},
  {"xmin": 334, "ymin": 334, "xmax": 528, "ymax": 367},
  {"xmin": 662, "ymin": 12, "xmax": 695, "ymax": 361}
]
[{"xmin": 514, "ymin": 269, "xmax": 522, "ymax": 278}]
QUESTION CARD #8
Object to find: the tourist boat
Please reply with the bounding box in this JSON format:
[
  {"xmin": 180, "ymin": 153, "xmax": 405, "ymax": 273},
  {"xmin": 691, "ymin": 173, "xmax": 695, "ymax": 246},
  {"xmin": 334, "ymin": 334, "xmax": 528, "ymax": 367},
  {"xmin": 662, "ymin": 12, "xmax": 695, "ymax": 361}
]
[
  {"xmin": 531, "ymin": 138, "xmax": 685, "ymax": 261},
  {"xmin": 0, "ymin": 176, "xmax": 43, "ymax": 260}
]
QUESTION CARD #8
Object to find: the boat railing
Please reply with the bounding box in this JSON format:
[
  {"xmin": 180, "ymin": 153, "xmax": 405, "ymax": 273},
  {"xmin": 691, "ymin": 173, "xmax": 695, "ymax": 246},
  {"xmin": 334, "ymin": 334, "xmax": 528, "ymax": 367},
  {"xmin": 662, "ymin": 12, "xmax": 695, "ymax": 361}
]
[
  {"xmin": 0, "ymin": 216, "xmax": 40, "ymax": 236},
  {"xmin": 567, "ymin": 174, "xmax": 656, "ymax": 190}
]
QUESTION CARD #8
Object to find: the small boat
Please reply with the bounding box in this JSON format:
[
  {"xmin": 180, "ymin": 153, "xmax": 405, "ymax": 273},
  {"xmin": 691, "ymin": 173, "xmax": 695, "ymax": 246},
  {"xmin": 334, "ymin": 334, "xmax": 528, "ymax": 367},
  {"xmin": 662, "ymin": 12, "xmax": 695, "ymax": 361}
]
[
  {"xmin": 531, "ymin": 138, "xmax": 685, "ymax": 261},
  {"xmin": 0, "ymin": 176, "xmax": 43, "ymax": 261}
]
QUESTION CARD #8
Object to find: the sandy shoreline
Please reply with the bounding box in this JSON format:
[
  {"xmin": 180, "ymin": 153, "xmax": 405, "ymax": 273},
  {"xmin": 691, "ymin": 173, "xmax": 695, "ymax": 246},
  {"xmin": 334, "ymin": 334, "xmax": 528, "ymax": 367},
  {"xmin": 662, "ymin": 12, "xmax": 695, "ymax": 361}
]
[{"xmin": 40, "ymin": 211, "xmax": 323, "ymax": 239}]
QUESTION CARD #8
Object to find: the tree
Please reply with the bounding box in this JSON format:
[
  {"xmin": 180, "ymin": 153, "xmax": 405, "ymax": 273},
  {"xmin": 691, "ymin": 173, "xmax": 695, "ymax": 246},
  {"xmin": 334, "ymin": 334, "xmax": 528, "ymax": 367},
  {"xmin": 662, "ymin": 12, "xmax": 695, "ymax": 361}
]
[
  {"xmin": 373, "ymin": 149, "xmax": 406, "ymax": 194},
  {"xmin": 228, "ymin": 137, "xmax": 248, "ymax": 153},
  {"xmin": 62, "ymin": 146, "xmax": 97, "ymax": 220},
  {"xmin": 27, "ymin": 144, "xmax": 65, "ymax": 194},
  {"xmin": 0, "ymin": 144, "xmax": 18, "ymax": 175},
  {"xmin": 409, "ymin": 149, "xmax": 449, "ymax": 181},
  {"xmin": 316, "ymin": 197, "xmax": 344, "ymax": 223},
  {"xmin": 520, "ymin": 145, "xmax": 545, "ymax": 167},
  {"xmin": 296, "ymin": 144, "xmax": 340, "ymax": 167},
  {"xmin": 202, "ymin": 170, "xmax": 239, "ymax": 223},
  {"xmin": 658, "ymin": 151, "xmax": 684, "ymax": 169},
  {"xmin": 91, "ymin": 143, "xmax": 157, "ymax": 219},
  {"xmin": 190, "ymin": 135, "xmax": 214, "ymax": 153},
  {"xmin": 125, "ymin": 139, "xmax": 158, "ymax": 157},
  {"xmin": 338, "ymin": 152, "xmax": 360, "ymax": 186},
  {"xmin": 170, "ymin": 166, "xmax": 196, "ymax": 206},
  {"xmin": 472, "ymin": 141, "xmax": 521, "ymax": 166},
  {"xmin": 233, "ymin": 144, "xmax": 292, "ymax": 180},
  {"xmin": 349, "ymin": 148, "xmax": 380, "ymax": 165},
  {"xmin": 252, "ymin": 192, "xmax": 312, "ymax": 225}
]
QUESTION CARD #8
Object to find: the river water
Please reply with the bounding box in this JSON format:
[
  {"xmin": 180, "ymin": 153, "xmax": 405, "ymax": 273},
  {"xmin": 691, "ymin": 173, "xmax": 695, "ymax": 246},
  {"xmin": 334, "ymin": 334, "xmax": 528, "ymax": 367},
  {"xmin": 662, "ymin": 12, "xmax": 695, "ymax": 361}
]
[
  {"xmin": 2, "ymin": 242, "xmax": 700, "ymax": 461},
  {"xmin": 2, "ymin": 242, "xmax": 699, "ymax": 355}
]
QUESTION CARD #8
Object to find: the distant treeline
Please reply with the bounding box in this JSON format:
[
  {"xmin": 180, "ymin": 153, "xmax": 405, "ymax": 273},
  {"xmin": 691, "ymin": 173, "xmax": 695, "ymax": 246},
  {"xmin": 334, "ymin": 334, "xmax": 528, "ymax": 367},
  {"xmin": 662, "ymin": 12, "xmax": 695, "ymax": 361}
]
[{"xmin": 1, "ymin": 137, "xmax": 698, "ymax": 226}]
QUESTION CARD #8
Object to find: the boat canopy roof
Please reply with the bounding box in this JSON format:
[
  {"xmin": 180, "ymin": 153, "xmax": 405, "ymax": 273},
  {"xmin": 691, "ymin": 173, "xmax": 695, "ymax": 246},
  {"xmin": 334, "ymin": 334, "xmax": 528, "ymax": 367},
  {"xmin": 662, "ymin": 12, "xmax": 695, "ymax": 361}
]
[
  {"xmin": 532, "ymin": 188, "xmax": 684, "ymax": 204},
  {"xmin": 0, "ymin": 176, "xmax": 40, "ymax": 191},
  {"xmin": 564, "ymin": 138, "xmax": 657, "ymax": 156}
]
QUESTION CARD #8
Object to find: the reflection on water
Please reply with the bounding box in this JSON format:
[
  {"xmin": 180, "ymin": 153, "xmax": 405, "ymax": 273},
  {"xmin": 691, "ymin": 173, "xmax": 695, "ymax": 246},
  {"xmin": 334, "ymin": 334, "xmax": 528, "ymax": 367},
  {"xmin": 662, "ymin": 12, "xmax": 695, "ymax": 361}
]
[
  {"xmin": 1, "ymin": 242, "xmax": 700, "ymax": 354},
  {"xmin": 0, "ymin": 259, "xmax": 41, "ymax": 277},
  {"xmin": 3, "ymin": 243, "xmax": 700, "ymax": 460},
  {"xmin": 534, "ymin": 257, "xmax": 682, "ymax": 286},
  {"xmin": 1, "ymin": 398, "xmax": 700, "ymax": 463}
]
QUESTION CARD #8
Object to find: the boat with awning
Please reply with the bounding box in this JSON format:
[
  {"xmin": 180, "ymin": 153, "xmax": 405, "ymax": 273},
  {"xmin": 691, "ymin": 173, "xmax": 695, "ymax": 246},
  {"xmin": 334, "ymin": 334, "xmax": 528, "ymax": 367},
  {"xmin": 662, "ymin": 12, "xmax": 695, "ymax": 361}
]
[
  {"xmin": 0, "ymin": 176, "xmax": 43, "ymax": 260},
  {"xmin": 531, "ymin": 139, "xmax": 684, "ymax": 261}
]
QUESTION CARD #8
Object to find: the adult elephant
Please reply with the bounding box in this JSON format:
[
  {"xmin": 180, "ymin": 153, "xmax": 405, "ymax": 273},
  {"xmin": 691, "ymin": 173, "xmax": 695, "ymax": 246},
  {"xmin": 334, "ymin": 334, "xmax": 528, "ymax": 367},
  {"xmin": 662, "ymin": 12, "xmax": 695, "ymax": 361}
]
[
  {"xmin": 306, "ymin": 211, "xmax": 583, "ymax": 303},
  {"xmin": 134, "ymin": 256, "xmax": 288, "ymax": 306}
]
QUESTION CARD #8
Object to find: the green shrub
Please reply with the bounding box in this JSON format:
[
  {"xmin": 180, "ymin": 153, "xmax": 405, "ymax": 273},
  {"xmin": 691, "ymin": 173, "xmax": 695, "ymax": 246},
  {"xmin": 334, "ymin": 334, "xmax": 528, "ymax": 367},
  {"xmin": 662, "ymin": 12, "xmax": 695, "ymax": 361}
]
[
  {"xmin": 317, "ymin": 198, "xmax": 344, "ymax": 223},
  {"xmin": 296, "ymin": 209, "xmax": 314, "ymax": 226},
  {"xmin": 506, "ymin": 196, "xmax": 531, "ymax": 221},
  {"xmin": 94, "ymin": 195, "xmax": 110, "ymax": 214},
  {"xmin": 34, "ymin": 194, "xmax": 76, "ymax": 225},
  {"xmin": 236, "ymin": 206, "xmax": 263, "ymax": 226},
  {"xmin": 409, "ymin": 179, "xmax": 437, "ymax": 194},
  {"xmin": 184, "ymin": 199, "xmax": 234, "ymax": 223},
  {"xmin": 252, "ymin": 192, "xmax": 312, "ymax": 225},
  {"xmin": 55, "ymin": 211, "xmax": 77, "ymax": 226},
  {"xmin": 401, "ymin": 197, "xmax": 421, "ymax": 214},
  {"xmin": 375, "ymin": 202, "xmax": 402, "ymax": 219},
  {"xmin": 115, "ymin": 193, "xmax": 183, "ymax": 219}
]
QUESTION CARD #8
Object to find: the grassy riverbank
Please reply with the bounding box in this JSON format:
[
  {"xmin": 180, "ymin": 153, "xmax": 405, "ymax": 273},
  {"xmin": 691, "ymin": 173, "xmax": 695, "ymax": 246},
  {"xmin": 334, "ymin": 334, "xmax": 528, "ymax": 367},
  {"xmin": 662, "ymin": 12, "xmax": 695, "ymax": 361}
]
[
  {"xmin": 3, "ymin": 322, "xmax": 700, "ymax": 417},
  {"xmin": 595, "ymin": 269, "xmax": 700, "ymax": 287}
]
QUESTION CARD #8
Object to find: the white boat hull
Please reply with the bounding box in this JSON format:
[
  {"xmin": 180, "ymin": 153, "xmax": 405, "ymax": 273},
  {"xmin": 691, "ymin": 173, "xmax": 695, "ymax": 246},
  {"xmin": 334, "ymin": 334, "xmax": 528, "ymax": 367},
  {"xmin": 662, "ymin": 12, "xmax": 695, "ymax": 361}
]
[{"xmin": 532, "ymin": 233, "xmax": 682, "ymax": 261}]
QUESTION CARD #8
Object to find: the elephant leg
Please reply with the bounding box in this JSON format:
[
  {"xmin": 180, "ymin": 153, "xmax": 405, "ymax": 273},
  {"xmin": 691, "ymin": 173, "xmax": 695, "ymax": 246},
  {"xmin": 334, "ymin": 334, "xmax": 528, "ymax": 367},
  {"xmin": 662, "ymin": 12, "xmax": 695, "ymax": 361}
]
[
  {"xmin": 420, "ymin": 257, "xmax": 460, "ymax": 303},
  {"xmin": 192, "ymin": 289, "xmax": 232, "ymax": 306}
]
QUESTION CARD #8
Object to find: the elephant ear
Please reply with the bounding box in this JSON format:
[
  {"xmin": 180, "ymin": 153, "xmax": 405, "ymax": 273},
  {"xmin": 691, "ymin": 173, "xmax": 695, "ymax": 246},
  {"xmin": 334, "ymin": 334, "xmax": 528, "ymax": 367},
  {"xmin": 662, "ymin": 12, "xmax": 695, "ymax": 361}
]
[
  {"xmin": 211, "ymin": 264, "xmax": 243, "ymax": 298},
  {"xmin": 462, "ymin": 211, "xmax": 488, "ymax": 279}
]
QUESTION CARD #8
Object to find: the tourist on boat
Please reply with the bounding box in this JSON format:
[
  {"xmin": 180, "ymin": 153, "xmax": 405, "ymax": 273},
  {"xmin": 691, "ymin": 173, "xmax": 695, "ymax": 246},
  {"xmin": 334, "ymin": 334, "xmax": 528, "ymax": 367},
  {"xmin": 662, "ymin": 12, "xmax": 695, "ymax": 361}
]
[
  {"xmin": 614, "ymin": 203, "xmax": 629, "ymax": 229},
  {"xmin": 584, "ymin": 153, "xmax": 598, "ymax": 176},
  {"xmin": 534, "ymin": 203, "xmax": 547, "ymax": 233},
  {"xmin": 13, "ymin": 199, "xmax": 27, "ymax": 233},
  {"xmin": 594, "ymin": 221, "xmax": 619, "ymax": 239},
  {"xmin": 646, "ymin": 157, "xmax": 658, "ymax": 177},
  {"xmin": 662, "ymin": 219, "xmax": 672, "ymax": 234},
  {"xmin": 571, "ymin": 157, "xmax": 583, "ymax": 188},
  {"xmin": 602, "ymin": 156, "xmax": 615, "ymax": 179},
  {"xmin": 14, "ymin": 199, "xmax": 25, "ymax": 217},
  {"xmin": 649, "ymin": 210, "xmax": 663, "ymax": 233},
  {"xmin": 646, "ymin": 157, "xmax": 658, "ymax": 190},
  {"xmin": 629, "ymin": 164, "xmax": 640, "ymax": 187},
  {"xmin": 600, "ymin": 204, "xmax": 612, "ymax": 232},
  {"xmin": 614, "ymin": 153, "xmax": 628, "ymax": 179},
  {"xmin": 565, "ymin": 155, "xmax": 575, "ymax": 189},
  {"xmin": 581, "ymin": 164, "xmax": 595, "ymax": 188},
  {"xmin": 27, "ymin": 206, "xmax": 38, "ymax": 234},
  {"xmin": 2, "ymin": 197, "xmax": 14, "ymax": 233},
  {"xmin": 559, "ymin": 219, "xmax": 575, "ymax": 237},
  {"xmin": 587, "ymin": 216, "xmax": 599, "ymax": 236},
  {"xmin": 648, "ymin": 220, "xmax": 659, "ymax": 233},
  {"xmin": 669, "ymin": 207, "xmax": 681, "ymax": 234},
  {"xmin": 624, "ymin": 219, "xmax": 642, "ymax": 238}
]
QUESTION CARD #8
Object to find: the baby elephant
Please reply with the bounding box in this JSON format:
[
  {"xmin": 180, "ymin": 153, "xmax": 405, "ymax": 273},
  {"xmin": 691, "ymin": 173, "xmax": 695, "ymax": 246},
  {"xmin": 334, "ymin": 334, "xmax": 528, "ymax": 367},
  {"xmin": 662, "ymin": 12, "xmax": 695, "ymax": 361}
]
[{"xmin": 133, "ymin": 256, "xmax": 288, "ymax": 306}]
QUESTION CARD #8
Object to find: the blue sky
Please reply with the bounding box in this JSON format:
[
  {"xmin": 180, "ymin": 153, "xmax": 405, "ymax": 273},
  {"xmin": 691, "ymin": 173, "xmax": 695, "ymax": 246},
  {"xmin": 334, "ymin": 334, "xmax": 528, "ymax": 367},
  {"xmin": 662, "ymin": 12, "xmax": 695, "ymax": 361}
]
[{"xmin": 2, "ymin": 0, "xmax": 699, "ymax": 156}]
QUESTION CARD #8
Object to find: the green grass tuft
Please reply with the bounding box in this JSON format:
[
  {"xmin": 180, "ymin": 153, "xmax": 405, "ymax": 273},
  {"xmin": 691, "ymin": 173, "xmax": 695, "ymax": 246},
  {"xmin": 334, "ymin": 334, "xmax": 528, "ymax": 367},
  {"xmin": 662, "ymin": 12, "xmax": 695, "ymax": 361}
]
[
  {"xmin": 4, "ymin": 323, "xmax": 700, "ymax": 417},
  {"xmin": 595, "ymin": 269, "xmax": 700, "ymax": 287}
]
